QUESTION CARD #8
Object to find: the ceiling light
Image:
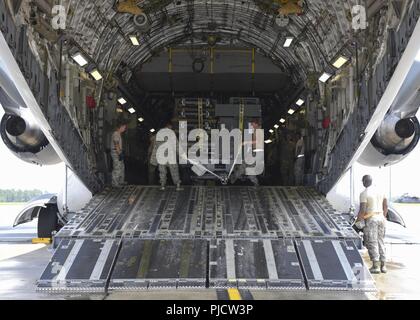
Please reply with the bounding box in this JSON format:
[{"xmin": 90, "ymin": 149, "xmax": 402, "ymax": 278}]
[
  {"xmin": 150, "ymin": 128, "xmax": 155, "ymax": 133},
  {"xmin": 319, "ymin": 72, "xmax": 332, "ymax": 83},
  {"xmin": 283, "ymin": 37, "xmax": 294, "ymax": 47},
  {"xmin": 274, "ymin": 124, "xmax": 279, "ymax": 129},
  {"xmin": 128, "ymin": 107, "xmax": 136, "ymax": 114},
  {"xmin": 333, "ymin": 56, "xmax": 349, "ymax": 69},
  {"xmin": 116, "ymin": 107, "xmax": 123, "ymax": 113},
  {"xmin": 280, "ymin": 118, "xmax": 286, "ymax": 123},
  {"xmin": 90, "ymin": 69, "xmax": 102, "ymax": 81},
  {"xmin": 71, "ymin": 53, "xmax": 88, "ymax": 67},
  {"xmin": 269, "ymin": 129, "xmax": 274, "ymax": 134},
  {"xmin": 288, "ymin": 109, "xmax": 295, "ymax": 115},
  {"xmin": 265, "ymin": 139, "xmax": 273, "ymax": 144},
  {"xmin": 138, "ymin": 117, "xmax": 144, "ymax": 122},
  {"xmin": 118, "ymin": 97, "xmax": 127, "ymax": 105},
  {"xmin": 129, "ymin": 35, "xmax": 140, "ymax": 46},
  {"xmin": 296, "ymin": 99, "xmax": 305, "ymax": 106}
]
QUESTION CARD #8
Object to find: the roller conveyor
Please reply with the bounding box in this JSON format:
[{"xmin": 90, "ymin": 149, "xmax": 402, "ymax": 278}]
[
  {"xmin": 55, "ymin": 186, "xmax": 357, "ymax": 240},
  {"xmin": 38, "ymin": 186, "xmax": 375, "ymax": 293}
]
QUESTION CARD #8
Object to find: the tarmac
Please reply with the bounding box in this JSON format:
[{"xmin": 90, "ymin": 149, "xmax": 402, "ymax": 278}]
[{"xmin": 0, "ymin": 242, "xmax": 418, "ymax": 300}]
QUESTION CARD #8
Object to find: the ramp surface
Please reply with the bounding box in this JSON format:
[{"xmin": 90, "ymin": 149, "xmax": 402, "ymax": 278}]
[
  {"xmin": 109, "ymin": 239, "xmax": 207, "ymax": 290},
  {"xmin": 295, "ymin": 239, "xmax": 375, "ymax": 291},
  {"xmin": 56, "ymin": 186, "xmax": 357, "ymax": 240},
  {"xmin": 38, "ymin": 239, "xmax": 119, "ymax": 292},
  {"xmin": 209, "ymin": 238, "xmax": 306, "ymax": 290},
  {"xmin": 38, "ymin": 186, "xmax": 374, "ymax": 293}
]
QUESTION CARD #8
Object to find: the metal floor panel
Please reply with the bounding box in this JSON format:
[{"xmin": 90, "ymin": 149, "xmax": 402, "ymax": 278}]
[
  {"xmin": 109, "ymin": 239, "xmax": 208, "ymax": 290},
  {"xmin": 295, "ymin": 239, "xmax": 376, "ymax": 291},
  {"xmin": 37, "ymin": 239, "xmax": 120, "ymax": 293},
  {"xmin": 209, "ymin": 239, "xmax": 306, "ymax": 290}
]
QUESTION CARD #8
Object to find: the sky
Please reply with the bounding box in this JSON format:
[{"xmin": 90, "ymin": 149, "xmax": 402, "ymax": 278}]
[{"xmin": 0, "ymin": 108, "xmax": 65, "ymax": 192}]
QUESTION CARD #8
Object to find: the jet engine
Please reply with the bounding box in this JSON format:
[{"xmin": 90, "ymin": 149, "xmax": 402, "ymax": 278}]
[
  {"xmin": 0, "ymin": 112, "xmax": 61, "ymax": 165},
  {"xmin": 358, "ymin": 115, "xmax": 420, "ymax": 167}
]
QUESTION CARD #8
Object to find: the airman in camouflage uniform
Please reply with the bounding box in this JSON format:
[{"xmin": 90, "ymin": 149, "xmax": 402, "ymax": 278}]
[
  {"xmin": 357, "ymin": 175, "xmax": 388, "ymax": 274},
  {"xmin": 151, "ymin": 122, "xmax": 183, "ymax": 191},
  {"xmin": 111, "ymin": 122, "xmax": 127, "ymax": 187}
]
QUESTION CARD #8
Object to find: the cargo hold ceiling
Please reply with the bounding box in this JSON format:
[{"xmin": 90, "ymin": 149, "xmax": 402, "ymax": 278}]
[{"xmin": 65, "ymin": 0, "xmax": 358, "ymax": 85}]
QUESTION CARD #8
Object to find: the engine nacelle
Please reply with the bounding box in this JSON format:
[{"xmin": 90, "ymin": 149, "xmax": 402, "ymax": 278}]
[
  {"xmin": 0, "ymin": 112, "xmax": 61, "ymax": 165},
  {"xmin": 358, "ymin": 115, "xmax": 420, "ymax": 167}
]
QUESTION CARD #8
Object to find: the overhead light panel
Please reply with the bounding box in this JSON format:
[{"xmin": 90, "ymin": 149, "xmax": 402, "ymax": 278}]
[
  {"xmin": 116, "ymin": 107, "xmax": 123, "ymax": 113},
  {"xmin": 265, "ymin": 139, "xmax": 273, "ymax": 144},
  {"xmin": 319, "ymin": 72, "xmax": 332, "ymax": 83},
  {"xmin": 274, "ymin": 124, "xmax": 279, "ymax": 129},
  {"xmin": 129, "ymin": 35, "xmax": 140, "ymax": 46},
  {"xmin": 283, "ymin": 37, "xmax": 294, "ymax": 47},
  {"xmin": 128, "ymin": 107, "xmax": 136, "ymax": 114},
  {"xmin": 288, "ymin": 109, "xmax": 295, "ymax": 115},
  {"xmin": 71, "ymin": 53, "xmax": 88, "ymax": 67},
  {"xmin": 333, "ymin": 56, "xmax": 349, "ymax": 69},
  {"xmin": 118, "ymin": 97, "xmax": 127, "ymax": 105},
  {"xmin": 150, "ymin": 128, "xmax": 155, "ymax": 133},
  {"xmin": 296, "ymin": 99, "xmax": 305, "ymax": 106},
  {"xmin": 280, "ymin": 118, "xmax": 286, "ymax": 123},
  {"xmin": 269, "ymin": 129, "xmax": 274, "ymax": 134},
  {"xmin": 90, "ymin": 69, "xmax": 103, "ymax": 81},
  {"xmin": 138, "ymin": 117, "xmax": 144, "ymax": 122}
]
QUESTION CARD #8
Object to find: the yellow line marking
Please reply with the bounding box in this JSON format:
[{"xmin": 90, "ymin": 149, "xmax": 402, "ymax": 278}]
[
  {"xmin": 32, "ymin": 238, "xmax": 52, "ymax": 244},
  {"xmin": 227, "ymin": 288, "xmax": 242, "ymax": 300}
]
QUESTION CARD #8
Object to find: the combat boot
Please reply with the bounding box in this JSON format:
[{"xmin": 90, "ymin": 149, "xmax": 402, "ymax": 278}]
[
  {"xmin": 381, "ymin": 261, "xmax": 387, "ymax": 273},
  {"xmin": 370, "ymin": 261, "xmax": 380, "ymax": 274}
]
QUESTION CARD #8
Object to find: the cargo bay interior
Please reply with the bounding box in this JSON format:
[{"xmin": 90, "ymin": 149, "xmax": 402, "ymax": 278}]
[
  {"xmin": 116, "ymin": 50, "xmax": 312, "ymax": 186},
  {"xmin": 3, "ymin": 0, "xmax": 416, "ymax": 192},
  {"xmin": 0, "ymin": 0, "xmax": 419, "ymax": 298},
  {"xmin": 1, "ymin": 0, "xmax": 371, "ymax": 189}
]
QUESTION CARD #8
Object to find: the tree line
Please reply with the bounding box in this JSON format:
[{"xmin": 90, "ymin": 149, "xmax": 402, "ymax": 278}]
[{"xmin": 0, "ymin": 189, "xmax": 46, "ymax": 203}]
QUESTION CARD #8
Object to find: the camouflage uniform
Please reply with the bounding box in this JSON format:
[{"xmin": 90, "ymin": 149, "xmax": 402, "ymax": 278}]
[
  {"xmin": 294, "ymin": 157, "xmax": 305, "ymax": 185},
  {"xmin": 148, "ymin": 163, "xmax": 157, "ymax": 185},
  {"xmin": 150, "ymin": 134, "xmax": 181, "ymax": 187},
  {"xmin": 280, "ymin": 140, "xmax": 295, "ymax": 185},
  {"xmin": 364, "ymin": 214, "xmax": 386, "ymax": 262},
  {"xmin": 159, "ymin": 164, "xmax": 181, "ymax": 186},
  {"xmin": 148, "ymin": 135, "xmax": 158, "ymax": 185},
  {"xmin": 111, "ymin": 153, "xmax": 125, "ymax": 186},
  {"xmin": 111, "ymin": 131, "xmax": 125, "ymax": 187}
]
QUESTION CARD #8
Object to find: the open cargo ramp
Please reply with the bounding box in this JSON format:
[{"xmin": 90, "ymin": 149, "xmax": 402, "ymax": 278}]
[{"xmin": 37, "ymin": 186, "xmax": 375, "ymax": 293}]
